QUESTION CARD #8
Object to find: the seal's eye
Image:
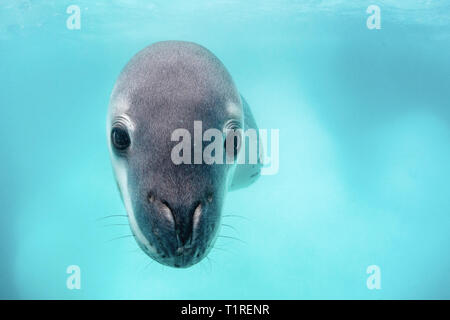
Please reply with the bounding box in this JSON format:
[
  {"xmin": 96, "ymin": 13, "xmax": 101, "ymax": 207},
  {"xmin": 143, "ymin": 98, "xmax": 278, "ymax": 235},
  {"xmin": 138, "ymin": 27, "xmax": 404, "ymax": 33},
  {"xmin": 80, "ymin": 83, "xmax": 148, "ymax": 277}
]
[{"xmin": 111, "ymin": 127, "xmax": 130, "ymax": 151}]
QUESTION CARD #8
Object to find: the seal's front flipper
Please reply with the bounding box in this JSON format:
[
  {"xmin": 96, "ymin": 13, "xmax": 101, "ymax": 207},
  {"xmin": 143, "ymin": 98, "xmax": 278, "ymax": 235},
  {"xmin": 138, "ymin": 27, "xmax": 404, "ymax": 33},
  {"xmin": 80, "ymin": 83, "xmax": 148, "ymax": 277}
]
[{"xmin": 229, "ymin": 95, "xmax": 263, "ymax": 191}]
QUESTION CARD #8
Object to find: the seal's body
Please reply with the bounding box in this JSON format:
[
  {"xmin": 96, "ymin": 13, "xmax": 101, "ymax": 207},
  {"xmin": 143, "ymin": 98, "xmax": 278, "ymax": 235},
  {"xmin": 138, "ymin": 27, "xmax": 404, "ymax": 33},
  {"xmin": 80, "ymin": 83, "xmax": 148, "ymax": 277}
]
[{"xmin": 107, "ymin": 41, "xmax": 261, "ymax": 268}]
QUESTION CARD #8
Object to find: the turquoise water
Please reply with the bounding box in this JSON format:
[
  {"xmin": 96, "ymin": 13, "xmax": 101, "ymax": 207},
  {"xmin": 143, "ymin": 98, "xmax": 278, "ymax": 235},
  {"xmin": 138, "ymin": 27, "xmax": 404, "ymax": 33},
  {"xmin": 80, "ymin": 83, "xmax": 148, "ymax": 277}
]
[{"xmin": 1, "ymin": 0, "xmax": 449, "ymax": 299}]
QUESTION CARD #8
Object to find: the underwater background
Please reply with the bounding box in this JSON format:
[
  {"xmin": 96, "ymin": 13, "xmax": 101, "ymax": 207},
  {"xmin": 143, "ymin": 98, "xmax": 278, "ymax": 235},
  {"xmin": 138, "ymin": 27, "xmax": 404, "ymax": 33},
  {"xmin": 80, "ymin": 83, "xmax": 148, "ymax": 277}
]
[{"xmin": 0, "ymin": 0, "xmax": 449, "ymax": 299}]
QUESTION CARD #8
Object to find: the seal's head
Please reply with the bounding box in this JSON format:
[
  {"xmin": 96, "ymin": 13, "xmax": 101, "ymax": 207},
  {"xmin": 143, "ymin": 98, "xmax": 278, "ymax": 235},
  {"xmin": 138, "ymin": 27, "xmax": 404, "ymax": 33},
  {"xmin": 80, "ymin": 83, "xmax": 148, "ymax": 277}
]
[{"xmin": 107, "ymin": 41, "xmax": 243, "ymax": 268}]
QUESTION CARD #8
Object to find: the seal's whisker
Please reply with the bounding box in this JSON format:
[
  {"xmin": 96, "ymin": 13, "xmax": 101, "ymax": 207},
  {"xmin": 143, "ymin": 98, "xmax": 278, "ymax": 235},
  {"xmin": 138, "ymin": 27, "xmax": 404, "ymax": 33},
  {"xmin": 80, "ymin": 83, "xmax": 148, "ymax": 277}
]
[
  {"xmin": 222, "ymin": 214, "xmax": 250, "ymax": 221},
  {"xmin": 140, "ymin": 259, "xmax": 155, "ymax": 274},
  {"xmin": 96, "ymin": 214, "xmax": 128, "ymax": 221},
  {"xmin": 134, "ymin": 254, "xmax": 156, "ymax": 278},
  {"xmin": 221, "ymin": 223, "xmax": 239, "ymax": 234},
  {"xmin": 101, "ymin": 223, "xmax": 130, "ymax": 227},
  {"xmin": 210, "ymin": 246, "xmax": 234, "ymax": 255},
  {"xmin": 205, "ymin": 256, "xmax": 215, "ymax": 272},
  {"xmin": 125, "ymin": 248, "xmax": 143, "ymax": 254},
  {"xmin": 106, "ymin": 234, "xmax": 135, "ymax": 242},
  {"xmin": 197, "ymin": 255, "xmax": 210, "ymax": 274},
  {"xmin": 209, "ymin": 243, "xmax": 227, "ymax": 250},
  {"xmin": 217, "ymin": 235, "xmax": 247, "ymax": 244}
]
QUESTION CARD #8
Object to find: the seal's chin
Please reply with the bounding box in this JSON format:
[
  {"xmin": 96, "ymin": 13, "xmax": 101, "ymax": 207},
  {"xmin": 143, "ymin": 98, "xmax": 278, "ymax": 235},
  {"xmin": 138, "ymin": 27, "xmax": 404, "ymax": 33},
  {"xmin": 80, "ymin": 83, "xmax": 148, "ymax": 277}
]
[
  {"xmin": 137, "ymin": 233, "xmax": 216, "ymax": 268},
  {"xmin": 154, "ymin": 241, "xmax": 213, "ymax": 268}
]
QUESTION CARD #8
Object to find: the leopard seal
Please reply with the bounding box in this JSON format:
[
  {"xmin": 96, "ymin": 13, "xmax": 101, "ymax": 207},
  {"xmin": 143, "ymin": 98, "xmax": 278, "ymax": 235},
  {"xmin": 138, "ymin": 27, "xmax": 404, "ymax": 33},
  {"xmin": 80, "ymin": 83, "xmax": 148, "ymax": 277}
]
[{"xmin": 107, "ymin": 41, "xmax": 262, "ymax": 268}]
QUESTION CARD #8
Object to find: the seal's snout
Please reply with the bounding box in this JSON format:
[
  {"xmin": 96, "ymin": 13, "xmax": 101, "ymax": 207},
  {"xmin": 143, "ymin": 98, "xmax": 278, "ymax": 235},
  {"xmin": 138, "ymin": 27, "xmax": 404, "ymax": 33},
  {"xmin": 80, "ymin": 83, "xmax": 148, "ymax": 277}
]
[
  {"xmin": 146, "ymin": 191, "xmax": 215, "ymax": 267},
  {"xmin": 148, "ymin": 194, "xmax": 200, "ymax": 246}
]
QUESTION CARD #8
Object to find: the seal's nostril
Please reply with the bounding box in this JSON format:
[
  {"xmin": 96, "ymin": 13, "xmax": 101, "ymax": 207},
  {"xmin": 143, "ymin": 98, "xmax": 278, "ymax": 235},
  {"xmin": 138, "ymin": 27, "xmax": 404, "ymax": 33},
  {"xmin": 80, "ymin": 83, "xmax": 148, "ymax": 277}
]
[
  {"xmin": 192, "ymin": 203, "xmax": 202, "ymax": 232},
  {"xmin": 158, "ymin": 200, "xmax": 175, "ymax": 227},
  {"xmin": 207, "ymin": 193, "xmax": 213, "ymax": 203},
  {"xmin": 161, "ymin": 200, "xmax": 171, "ymax": 209},
  {"xmin": 148, "ymin": 192, "xmax": 155, "ymax": 203}
]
